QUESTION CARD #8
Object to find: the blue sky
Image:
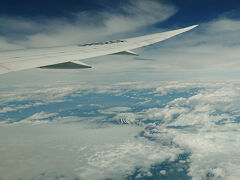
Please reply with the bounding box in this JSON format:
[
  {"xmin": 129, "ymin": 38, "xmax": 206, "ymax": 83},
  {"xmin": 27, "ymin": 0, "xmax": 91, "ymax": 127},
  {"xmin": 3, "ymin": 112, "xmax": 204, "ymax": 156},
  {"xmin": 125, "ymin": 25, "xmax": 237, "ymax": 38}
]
[
  {"xmin": 1, "ymin": 0, "xmax": 240, "ymax": 31},
  {"xmin": 1, "ymin": 0, "xmax": 240, "ymax": 25}
]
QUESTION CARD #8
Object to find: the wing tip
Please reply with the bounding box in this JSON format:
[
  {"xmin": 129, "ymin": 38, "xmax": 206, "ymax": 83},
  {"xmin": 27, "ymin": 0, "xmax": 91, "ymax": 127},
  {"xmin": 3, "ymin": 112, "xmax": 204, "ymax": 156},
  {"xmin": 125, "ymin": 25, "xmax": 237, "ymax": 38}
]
[
  {"xmin": 192, "ymin": 24, "xmax": 199, "ymax": 28},
  {"xmin": 187, "ymin": 24, "xmax": 199, "ymax": 30},
  {"xmin": 177, "ymin": 24, "xmax": 198, "ymax": 34}
]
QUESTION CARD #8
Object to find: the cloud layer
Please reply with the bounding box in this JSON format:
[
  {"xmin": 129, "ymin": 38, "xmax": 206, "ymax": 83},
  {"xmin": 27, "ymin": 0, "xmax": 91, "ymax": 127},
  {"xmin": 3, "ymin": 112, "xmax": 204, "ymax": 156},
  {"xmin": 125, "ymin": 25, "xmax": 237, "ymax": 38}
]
[{"xmin": 1, "ymin": 80, "xmax": 240, "ymax": 179}]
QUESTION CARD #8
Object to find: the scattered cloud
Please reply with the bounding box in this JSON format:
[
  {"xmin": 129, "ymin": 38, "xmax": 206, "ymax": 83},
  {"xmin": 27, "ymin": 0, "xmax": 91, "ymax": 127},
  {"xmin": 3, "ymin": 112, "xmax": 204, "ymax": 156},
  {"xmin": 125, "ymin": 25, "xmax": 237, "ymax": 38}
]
[
  {"xmin": 111, "ymin": 112, "xmax": 138, "ymax": 124},
  {"xmin": 99, "ymin": 106, "xmax": 131, "ymax": 114},
  {"xmin": 12, "ymin": 111, "xmax": 58, "ymax": 125}
]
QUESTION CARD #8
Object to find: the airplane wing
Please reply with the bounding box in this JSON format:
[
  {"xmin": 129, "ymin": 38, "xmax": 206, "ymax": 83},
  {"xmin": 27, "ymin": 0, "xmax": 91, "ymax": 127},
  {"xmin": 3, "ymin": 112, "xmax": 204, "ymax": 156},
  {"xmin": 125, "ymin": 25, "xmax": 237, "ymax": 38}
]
[{"xmin": 0, "ymin": 25, "xmax": 198, "ymax": 75}]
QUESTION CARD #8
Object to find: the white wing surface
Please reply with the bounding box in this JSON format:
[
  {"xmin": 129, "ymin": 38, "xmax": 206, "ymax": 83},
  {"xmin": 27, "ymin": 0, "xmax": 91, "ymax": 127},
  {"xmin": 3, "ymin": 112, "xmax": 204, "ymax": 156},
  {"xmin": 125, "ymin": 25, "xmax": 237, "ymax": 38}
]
[{"xmin": 0, "ymin": 25, "xmax": 198, "ymax": 74}]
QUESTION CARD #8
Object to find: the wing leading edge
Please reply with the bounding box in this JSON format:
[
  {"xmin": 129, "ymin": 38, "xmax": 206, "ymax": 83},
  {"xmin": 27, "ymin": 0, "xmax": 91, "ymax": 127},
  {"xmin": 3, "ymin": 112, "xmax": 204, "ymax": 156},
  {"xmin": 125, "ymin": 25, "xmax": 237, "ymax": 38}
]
[{"xmin": 0, "ymin": 25, "xmax": 198, "ymax": 75}]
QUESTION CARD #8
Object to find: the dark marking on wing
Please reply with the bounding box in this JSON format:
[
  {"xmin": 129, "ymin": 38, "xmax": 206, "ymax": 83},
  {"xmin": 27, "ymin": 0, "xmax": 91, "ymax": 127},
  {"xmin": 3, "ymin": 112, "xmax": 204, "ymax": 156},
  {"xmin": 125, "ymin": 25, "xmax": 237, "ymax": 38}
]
[{"xmin": 78, "ymin": 40, "xmax": 126, "ymax": 47}]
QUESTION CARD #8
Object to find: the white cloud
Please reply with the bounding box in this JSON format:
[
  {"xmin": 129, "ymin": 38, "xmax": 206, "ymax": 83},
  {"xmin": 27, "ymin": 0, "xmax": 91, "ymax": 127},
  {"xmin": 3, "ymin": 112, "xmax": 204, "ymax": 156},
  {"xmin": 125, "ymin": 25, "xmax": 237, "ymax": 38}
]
[
  {"xmin": 99, "ymin": 106, "xmax": 131, "ymax": 114},
  {"xmin": 0, "ymin": 123, "xmax": 182, "ymax": 180},
  {"xmin": 0, "ymin": 85, "xmax": 78, "ymax": 110},
  {"xmin": 2, "ymin": 79, "xmax": 240, "ymax": 179},
  {"xmin": 136, "ymin": 81, "xmax": 240, "ymax": 179},
  {"xmin": 0, "ymin": 0, "xmax": 177, "ymax": 49},
  {"xmin": 111, "ymin": 112, "xmax": 138, "ymax": 124},
  {"xmin": 9, "ymin": 112, "xmax": 58, "ymax": 125},
  {"xmin": 80, "ymin": 139, "xmax": 181, "ymax": 180},
  {"xmin": 0, "ymin": 103, "xmax": 43, "ymax": 113},
  {"xmin": 0, "ymin": 106, "xmax": 15, "ymax": 113},
  {"xmin": 160, "ymin": 170, "xmax": 166, "ymax": 175},
  {"xmin": 138, "ymin": 17, "xmax": 240, "ymax": 75},
  {"xmin": 0, "ymin": 37, "xmax": 22, "ymax": 50}
]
